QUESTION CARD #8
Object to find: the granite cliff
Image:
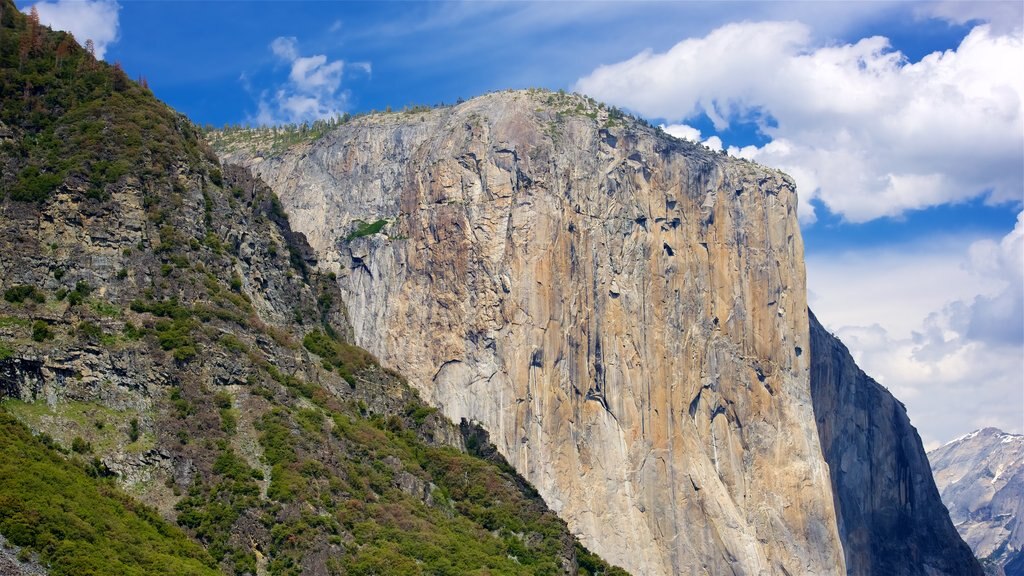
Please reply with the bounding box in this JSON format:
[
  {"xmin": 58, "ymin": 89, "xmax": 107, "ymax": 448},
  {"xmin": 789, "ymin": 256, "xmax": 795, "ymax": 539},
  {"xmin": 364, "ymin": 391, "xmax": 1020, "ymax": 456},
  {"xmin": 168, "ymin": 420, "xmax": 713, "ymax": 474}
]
[
  {"xmin": 217, "ymin": 89, "xmax": 987, "ymax": 576},
  {"xmin": 219, "ymin": 89, "xmax": 847, "ymax": 575},
  {"xmin": 929, "ymin": 428, "xmax": 1024, "ymax": 575},
  {"xmin": 808, "ymin": 312, "xmax": 984, "ymax": 576}
]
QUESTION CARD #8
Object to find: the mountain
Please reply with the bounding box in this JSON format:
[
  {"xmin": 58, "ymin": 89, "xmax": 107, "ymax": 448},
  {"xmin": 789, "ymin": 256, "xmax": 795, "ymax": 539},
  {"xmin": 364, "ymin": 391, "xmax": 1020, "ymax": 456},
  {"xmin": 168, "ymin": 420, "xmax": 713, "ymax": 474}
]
[
  {"xmin": 929, "ymin": 428, "xmax": 1024, "ymax": 575},
  {"xmin": 216, "ymin": 89, "xmax": 847, "ymax": 575},
  {"xmin": 216, "ymin": 89, "xmax": 984, "ymax": 576},
  {"xmin": 809, "ymin": 312, "xmax": 983, "ymax": 576},
  {"xmin": 0, "ymin": 4, "xmax": 625, "ymax": 575}
]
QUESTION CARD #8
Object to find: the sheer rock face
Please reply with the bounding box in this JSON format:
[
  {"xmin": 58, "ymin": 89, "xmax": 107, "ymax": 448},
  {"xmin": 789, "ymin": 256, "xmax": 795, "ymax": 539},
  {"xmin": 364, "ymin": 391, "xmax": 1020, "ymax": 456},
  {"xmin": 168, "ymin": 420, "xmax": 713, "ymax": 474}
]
[
  {"xmin": 226, "ymin": 91, "xmax": 845, "ymax": 575},
  {"xmin": 929, "ymin": 428, "xmax": 1024, "ymax": 576},
  {"xmin": 809, "ymin": 312, "xmax": 984, "ymax": 576}
]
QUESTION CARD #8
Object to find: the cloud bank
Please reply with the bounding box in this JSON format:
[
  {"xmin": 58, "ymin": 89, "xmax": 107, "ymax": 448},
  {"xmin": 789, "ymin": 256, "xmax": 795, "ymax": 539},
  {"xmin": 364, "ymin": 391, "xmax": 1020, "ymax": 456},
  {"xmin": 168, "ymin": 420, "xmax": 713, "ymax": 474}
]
[
  {"xmin": 576, "ymin": 21, "xmax": 1024, "ymax": 224},
  {"xmin": 25, "ymin": 0, "xmax": 120, "ymax": 60}
]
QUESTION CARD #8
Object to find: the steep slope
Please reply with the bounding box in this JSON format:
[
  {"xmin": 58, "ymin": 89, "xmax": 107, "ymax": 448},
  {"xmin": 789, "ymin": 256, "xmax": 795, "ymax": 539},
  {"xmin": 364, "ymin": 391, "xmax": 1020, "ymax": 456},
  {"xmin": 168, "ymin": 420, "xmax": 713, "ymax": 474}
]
[
  {"xmin": 0, "ymin": 411, "xmax": 219, "ymax": 576},
  {"xmin": 929, "ymin": 428, "xmax": 1024, "ymax": 575},
  {"xmin": 217, "ymin": 89, "xmax": 846, "ymax": 575},
  {"xmin": 808, "ymin": 311, "xmax": 983, "ymax": 576},
  {"xmin": 0, "ymin": 5, "xmax": 624, "ymax": 575}
]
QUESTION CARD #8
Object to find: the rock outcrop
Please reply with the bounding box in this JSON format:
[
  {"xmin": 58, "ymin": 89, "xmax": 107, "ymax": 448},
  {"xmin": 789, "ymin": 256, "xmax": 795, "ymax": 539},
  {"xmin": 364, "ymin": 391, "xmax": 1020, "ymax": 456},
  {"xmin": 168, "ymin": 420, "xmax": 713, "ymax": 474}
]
[
  {"xmin": 809, "ymin": 311, "xmax": 984, "ymax": 576},
  {"xmin": 223, "ymin": 90, "xmax": 846, "ymax": 575},
  {"xmin": 929, "ymin": 428, "xmax": 1024, "ymax": 576}
]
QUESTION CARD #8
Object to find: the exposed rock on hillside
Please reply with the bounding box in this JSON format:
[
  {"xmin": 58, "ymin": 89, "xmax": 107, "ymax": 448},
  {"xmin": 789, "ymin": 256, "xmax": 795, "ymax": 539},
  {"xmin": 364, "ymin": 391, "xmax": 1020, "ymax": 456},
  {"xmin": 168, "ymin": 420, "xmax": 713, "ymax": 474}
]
[
  {"xmin": 929, "ymin": 428, "xmax": 1024, "ymax": 576},
  {"xmin": 221, "ymin": 89, "xmax": 846, "ymax": 575},
  {"xmin": 0, "ymin": 6, "xmax": 624, "ymax": 574},
  {"xmin": 809, "ymin": 311, "xmax": 984, "ymax": 576}
]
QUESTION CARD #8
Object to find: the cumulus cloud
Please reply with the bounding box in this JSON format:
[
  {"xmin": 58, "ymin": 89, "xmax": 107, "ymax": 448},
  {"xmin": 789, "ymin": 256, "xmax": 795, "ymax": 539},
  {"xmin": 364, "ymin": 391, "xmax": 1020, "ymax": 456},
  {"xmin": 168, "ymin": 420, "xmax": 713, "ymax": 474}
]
[
  {"xmin": 808, "ymin": 214, "xmax": 1024, "ymax": 446},
  {"xmin": 576, "ymin": 21, "xmax": 1024, "ymax": 224},
  {"xmin": 253, "ymin": 36, "xmax": 354, "ymax": 126},
  {"xmin": 25, "ymin": 0, "xmax": 120, "ymax": 60}
]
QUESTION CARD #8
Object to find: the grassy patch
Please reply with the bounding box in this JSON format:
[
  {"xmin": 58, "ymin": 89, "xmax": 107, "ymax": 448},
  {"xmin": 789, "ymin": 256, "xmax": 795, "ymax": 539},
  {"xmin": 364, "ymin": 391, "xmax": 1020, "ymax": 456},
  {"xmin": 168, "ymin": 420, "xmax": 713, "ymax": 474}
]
[
  {"xmin": 302, "ymin": 329, "xmax": 375, "ymax": 386},
  {"xmin": 345, "ymin": 219, "xmax": 388, "ymax": 241},
  {"xmin": 2, "ymin": 399, "xmax": 151, "ymax": 456}
]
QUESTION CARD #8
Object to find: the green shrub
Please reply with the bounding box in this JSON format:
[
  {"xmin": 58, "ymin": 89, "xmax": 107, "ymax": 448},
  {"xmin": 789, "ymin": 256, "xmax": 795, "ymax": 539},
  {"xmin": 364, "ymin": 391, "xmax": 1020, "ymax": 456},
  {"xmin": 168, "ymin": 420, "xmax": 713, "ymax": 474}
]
[
  {"xmin": 66, "ymin": 281, "xmax": 92, "ymax": 306},
  {"xmin": 218, "ymin": 333, "xmax": 247, "ymax": 354},
  {"xmin": 4, "ymin": 285, "xmax": 44, "ymax": 304},
  {"xmin": 12, "ymin": 166, "xmax": 63, "ymax": 202},
  {"xmin": 302, "ymin": 330, "xmax": 375, "ymax": 383},
  {"xmin": 172, "ymin": 345, "xmax": 197, "ymax": 362},
  {"xmin": 70, "ymin": 436, "xmax": 91, "ymax": 454},
  {"xmin": 31, "ymin": 321, "xmax": 52, "ymax": 342},
  {"xmin": 76, "ymin": 321, "xmax": 103, "ymax": 342}
]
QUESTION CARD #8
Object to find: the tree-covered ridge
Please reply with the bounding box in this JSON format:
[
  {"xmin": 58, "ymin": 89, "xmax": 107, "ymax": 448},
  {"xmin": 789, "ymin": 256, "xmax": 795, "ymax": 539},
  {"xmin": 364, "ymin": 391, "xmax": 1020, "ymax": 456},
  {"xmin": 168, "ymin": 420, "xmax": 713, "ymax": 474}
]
[{"xmin": 0, "ymin": 0, "xmax": 214, "ymax": 202}]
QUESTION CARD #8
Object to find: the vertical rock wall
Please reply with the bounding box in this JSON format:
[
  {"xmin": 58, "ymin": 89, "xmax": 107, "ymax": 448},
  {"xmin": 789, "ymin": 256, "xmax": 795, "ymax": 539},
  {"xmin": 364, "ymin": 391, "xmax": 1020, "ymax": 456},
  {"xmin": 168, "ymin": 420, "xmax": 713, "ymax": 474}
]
[
  {"xmin": 229, "ymin": 91, "xmax": 845, "ymax": 575},
  {"xmin": 809, "ymin": 311, "xmax": 984, "ymax": 576}
]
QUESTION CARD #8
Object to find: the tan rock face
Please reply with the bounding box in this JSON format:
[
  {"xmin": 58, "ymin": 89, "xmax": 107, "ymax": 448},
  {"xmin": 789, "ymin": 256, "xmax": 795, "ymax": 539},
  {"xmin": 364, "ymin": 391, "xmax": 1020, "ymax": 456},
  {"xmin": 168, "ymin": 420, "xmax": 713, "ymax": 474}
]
[{"xmin": 227, "ymin": 91, "xmax": 845, "ymax": 575}]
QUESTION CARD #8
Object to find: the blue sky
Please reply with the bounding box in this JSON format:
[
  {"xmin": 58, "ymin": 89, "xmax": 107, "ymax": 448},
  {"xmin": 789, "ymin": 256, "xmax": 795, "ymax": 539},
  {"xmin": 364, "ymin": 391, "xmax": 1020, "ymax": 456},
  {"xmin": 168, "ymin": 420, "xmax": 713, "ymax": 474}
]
[{"xmin": 21, "ymin": 0, "xmax": 1024, "ymax": 447}]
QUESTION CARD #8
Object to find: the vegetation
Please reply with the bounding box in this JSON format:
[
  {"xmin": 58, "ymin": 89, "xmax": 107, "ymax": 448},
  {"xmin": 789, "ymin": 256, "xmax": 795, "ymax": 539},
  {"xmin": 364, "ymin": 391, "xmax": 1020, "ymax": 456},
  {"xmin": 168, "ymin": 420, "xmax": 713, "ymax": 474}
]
[
  {"xmin": 202, "ymin": 101, "xmax": 454, "ymax": 158},
  {"xmin": 31, "ymin": 320, "xmax": 52, "ymax": 341},
  {"xmin": 202, "ymin": 116, "xmax": 347, "ymax": 156},
  {"xmin": 239, "ymin": 381, "xmax": 627, "ymax": 575},
  {"xmin": 345, "ymin": 218, "xmax": 388, "ymax": 241},
  {"xmin": 0, "ymin": 2, "xmax": 212, "ymax": 202},
  {"xmin": 4, "ymin": 285, "xmax": 45, "ymax": 304},
  {"xmin": 0, "ymin": 409, "xmax": 218, "ymax": 576},
  {"xmin": 302, "ymin": 329, "xmax": 375, "ymax": 386}
]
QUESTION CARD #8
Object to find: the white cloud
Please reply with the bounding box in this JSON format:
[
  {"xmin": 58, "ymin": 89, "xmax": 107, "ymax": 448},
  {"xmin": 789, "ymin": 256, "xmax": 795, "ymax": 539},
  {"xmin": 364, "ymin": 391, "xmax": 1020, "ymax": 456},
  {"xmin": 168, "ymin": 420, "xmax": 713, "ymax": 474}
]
[
  {"xmin": 289, "ymin": 55, "xmax": 344, "ymax": 92},
  {"xmin": 350, "ymin": 62, "xmax": 372, "ymax": 76},
  {"xmin": 253, "ymin": 37, "xmax": 354, "ymax": 125},
  {"xmin": 576, "ymin": 21, "xmax": 1024, "ymax": 224},
  {"xmin": 26, "ymin": 0, "xmax": 120, "ymax": 60},
  {"xmin": 808, "ymin": 214, "xmax": 1024, "ymax": 446},
  {"xmin": 270, "ymin": 36, "xmax": 299, "ymax": 61},
  {"xmin": 920, "ymin": 1, "xmax": 1024, "ymax": 34},
  {"xmin": 661, "ymin": 123, "xmax": 722, "ymax": 151}
]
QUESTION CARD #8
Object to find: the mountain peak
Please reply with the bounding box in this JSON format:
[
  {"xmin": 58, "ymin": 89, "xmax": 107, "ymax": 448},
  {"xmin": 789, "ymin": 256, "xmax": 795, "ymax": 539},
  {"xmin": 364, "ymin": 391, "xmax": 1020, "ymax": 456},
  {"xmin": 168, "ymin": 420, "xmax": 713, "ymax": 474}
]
[{"xmin": 930, "ymin": 425, "xmax": 1024, "ymax": 575}]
